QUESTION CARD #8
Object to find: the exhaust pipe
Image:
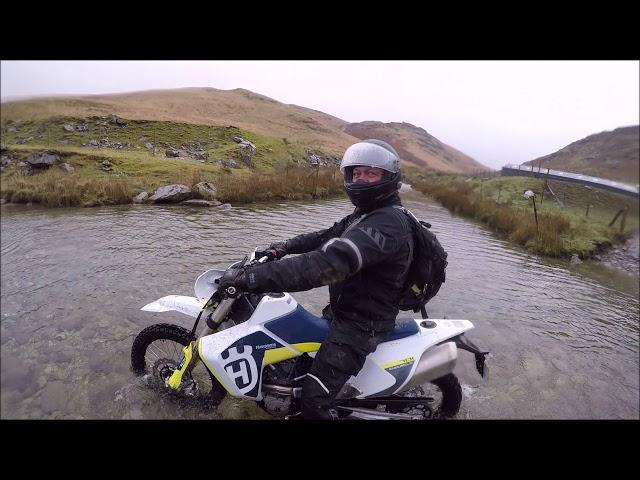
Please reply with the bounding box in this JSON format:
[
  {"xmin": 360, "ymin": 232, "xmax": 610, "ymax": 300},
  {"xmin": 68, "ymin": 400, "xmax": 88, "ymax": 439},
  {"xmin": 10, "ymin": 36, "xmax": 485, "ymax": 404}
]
[
  {"xmin": 406, "ymin": 342, "xmax": 457, "ymax": 388},
  {"xmin": 336, "ymin": 406, "xmax": 420, "ymax": 420}
]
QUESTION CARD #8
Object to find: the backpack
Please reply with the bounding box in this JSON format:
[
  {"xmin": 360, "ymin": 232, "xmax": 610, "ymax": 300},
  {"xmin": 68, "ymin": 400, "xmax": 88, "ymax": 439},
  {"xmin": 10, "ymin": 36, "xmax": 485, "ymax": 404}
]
[{"xmin": 394, "ymin": 206, "xmax": 448, "ymax": 318}]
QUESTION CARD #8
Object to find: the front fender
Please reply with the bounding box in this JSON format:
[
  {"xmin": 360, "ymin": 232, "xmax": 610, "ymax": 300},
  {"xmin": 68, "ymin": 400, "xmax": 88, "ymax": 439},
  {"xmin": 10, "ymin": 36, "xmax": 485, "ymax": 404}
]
[{"xmin": 141, "ymin": 295, "xmax": 206, "ymax": 318}]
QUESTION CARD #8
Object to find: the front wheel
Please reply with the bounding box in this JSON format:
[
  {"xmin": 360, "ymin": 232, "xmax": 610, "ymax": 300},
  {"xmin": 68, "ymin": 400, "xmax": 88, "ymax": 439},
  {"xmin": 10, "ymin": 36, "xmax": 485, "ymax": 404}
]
[{"xmin": 131, "ymin": 323, "xmax": 226, "ymax": 404}]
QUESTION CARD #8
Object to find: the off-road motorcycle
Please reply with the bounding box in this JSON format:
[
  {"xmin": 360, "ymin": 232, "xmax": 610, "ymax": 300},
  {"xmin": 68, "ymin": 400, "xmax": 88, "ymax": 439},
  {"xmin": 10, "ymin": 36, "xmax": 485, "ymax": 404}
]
[{"xmin": 131, "ymin": 249, "xmax": 488, "ymax": 419}]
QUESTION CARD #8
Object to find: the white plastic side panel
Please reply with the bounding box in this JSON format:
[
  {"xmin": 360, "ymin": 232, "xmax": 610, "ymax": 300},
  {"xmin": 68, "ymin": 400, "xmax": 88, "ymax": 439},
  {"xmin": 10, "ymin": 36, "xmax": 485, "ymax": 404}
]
[
  {"xmin": 350, "ymin": 357, "xmax": 397, "ymax": 394},
  {"xmin": 349, "ymin": 332, "xmax": 430, "ymax": 397},
  {"xmin": 198, "ymin": 294, "xmax": 299, "ymax": 399},
  {"xmin": 199, "ymin": 322, "xmax": 266, "ymax": 399},
  {"xmin": 345, "ymin": 318, "xmax": 475, "ymax": 398},
  {"xmin": 248, "ymin": 294, "xmax": 298, "ymax": 325},
  {"xmin": 141, "ymin": 295, "xmax": 205, "ymax": 317}
]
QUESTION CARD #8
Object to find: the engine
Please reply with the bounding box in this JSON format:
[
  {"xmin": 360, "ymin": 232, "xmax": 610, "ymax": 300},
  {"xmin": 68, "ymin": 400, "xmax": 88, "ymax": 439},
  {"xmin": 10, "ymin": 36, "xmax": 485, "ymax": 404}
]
[
  {"xmin": 260, "ymin": 358, "xmax": 308, "ymax": 418},
  {"xmin": 262, "ymin": 392, "xmax": 292, "ymax": 418}
]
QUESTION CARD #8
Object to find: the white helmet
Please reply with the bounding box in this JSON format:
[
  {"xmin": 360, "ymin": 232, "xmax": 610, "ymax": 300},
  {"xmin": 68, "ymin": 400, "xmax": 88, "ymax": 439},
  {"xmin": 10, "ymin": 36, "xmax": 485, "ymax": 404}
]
[{"xmin": 339, "ymin": 139, "xmax": 402, "ymax": 209}]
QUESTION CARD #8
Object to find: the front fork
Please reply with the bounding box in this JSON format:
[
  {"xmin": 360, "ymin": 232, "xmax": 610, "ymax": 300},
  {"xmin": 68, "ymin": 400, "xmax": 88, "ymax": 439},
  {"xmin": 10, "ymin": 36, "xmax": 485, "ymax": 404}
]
[
  {"xmin": 165, "ymin": 295, "xmax": 236, "ymax": 390},
  {"xmin": 166, "ymin": 341, "xmax": 200, "ymax": 389}
]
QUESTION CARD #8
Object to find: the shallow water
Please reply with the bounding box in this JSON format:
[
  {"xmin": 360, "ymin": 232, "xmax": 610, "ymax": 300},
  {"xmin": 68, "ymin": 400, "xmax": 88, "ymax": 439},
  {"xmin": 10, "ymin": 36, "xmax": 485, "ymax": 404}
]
[{"xmin": 1, "ymin": 188, "xmax": 638, "ymax": 419}]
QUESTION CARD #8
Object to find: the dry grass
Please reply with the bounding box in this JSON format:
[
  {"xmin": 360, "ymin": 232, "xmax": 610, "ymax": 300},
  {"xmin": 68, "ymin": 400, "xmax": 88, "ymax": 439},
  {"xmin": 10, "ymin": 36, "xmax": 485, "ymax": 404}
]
[
  {"xmin": 1, "ymin": 153, "xmax": 344, "ymax": 207},
  {"xmin": 411, "ymin": 176, "xmax": 631, "ymax": 259},
  {"xmin": 216, "ymin": 166, "xmax": 344, "ymax": 203},
  {"xmin": 2, "ymin": 168, "xmax": 134, "ymax": 207}
]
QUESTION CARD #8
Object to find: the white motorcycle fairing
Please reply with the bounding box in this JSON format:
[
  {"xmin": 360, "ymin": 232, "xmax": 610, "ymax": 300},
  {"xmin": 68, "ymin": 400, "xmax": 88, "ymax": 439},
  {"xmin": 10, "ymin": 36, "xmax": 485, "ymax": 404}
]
[{"xmin": 141, "ymin": 291, "xmax": 475, "ymax": 401}]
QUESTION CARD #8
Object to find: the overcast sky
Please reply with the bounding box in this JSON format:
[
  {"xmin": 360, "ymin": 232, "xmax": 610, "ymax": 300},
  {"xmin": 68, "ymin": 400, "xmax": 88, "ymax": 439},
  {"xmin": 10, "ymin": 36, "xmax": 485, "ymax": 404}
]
[{"xmin": 1, "ymin": 60, "xmax": 638, "ymax": 170}]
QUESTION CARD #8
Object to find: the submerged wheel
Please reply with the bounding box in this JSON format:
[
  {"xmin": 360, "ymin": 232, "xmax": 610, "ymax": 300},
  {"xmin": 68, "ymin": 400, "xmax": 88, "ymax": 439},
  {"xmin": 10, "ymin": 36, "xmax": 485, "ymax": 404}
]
[
  {"xmin": 431, "ymin": 373, "xmax": 462, "ymax": 417},
  {"xmin": 131, "ymin": 323, "xmax": 226, "ymax": 404},
  {"xmin": 388, "ymin": 373, "xmax": 462, "ymax": 419}
]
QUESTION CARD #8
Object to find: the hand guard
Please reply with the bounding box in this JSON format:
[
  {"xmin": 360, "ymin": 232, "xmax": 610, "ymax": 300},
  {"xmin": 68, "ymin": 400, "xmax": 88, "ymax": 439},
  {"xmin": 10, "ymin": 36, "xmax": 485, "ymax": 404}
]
[{"xmin": 216, "ymin": 267, "xmax": 247, "ymax": 294}]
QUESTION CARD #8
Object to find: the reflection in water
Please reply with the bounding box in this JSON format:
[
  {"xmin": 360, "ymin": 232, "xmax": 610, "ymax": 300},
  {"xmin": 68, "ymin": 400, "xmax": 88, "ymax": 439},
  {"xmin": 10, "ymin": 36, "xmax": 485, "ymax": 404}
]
[{"xmin": 1, "ymin": 189, "xmax": 638, "ymax": 419}]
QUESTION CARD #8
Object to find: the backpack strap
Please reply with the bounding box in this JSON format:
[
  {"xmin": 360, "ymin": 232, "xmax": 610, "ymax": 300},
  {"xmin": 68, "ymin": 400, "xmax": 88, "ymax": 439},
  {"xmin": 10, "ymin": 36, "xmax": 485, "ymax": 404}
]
[{"xmin": 392, "ymin": 205, "xmax": 418, "ymax": 225}]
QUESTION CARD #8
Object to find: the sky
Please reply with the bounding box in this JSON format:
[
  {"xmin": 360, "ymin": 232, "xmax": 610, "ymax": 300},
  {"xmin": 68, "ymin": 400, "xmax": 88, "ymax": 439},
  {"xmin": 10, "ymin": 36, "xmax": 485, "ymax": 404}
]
[{"xmin": 1, "ymin": 60, "xmax": 638, "ymax": 170}]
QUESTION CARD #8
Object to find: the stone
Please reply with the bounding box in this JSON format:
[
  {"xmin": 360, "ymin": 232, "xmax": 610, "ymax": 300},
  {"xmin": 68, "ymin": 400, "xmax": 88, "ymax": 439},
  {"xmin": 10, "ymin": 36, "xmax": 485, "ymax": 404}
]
[
  {"xmin": 26, "ymin": 151, "xmax": 59, "ymax": 168},
  {"xmin": 132, "ymin": 192, "xmax": 149, "ymax": 204},
  {"xmin": 149, "ymin": 184, "xmax": 192, "ymax": 203},
  {"xmin": 193, "ymin": 182, "xmax": 218, "ymax": 200}
]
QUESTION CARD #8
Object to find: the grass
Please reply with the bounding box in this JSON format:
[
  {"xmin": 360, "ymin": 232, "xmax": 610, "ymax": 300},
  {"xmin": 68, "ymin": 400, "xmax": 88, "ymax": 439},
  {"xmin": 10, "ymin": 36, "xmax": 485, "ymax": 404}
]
[
  {"xmin": 0, "ymin": 147, "xmax": 344, "ymax": 208},
  {"xmin": 0, "ymin": 116, "xmax": 345, "ymax": 207},
  {"xmin": 216, "ymin": 166, "xmax": 344, "ymax": 203},
  {"xmin": 0, "ymin": 115, "xmax": 325, "ymax": 169},
  {"xmin": 409, "ymin": 174, "xmax": 639, "ymax": 259}
]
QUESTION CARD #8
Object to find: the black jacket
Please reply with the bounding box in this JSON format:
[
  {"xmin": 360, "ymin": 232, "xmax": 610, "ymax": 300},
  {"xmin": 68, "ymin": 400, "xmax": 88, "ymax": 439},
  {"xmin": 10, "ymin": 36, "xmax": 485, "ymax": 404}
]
[{"xmin": 244, "ymin": 193, "xmax": 414, "ymax": 333}]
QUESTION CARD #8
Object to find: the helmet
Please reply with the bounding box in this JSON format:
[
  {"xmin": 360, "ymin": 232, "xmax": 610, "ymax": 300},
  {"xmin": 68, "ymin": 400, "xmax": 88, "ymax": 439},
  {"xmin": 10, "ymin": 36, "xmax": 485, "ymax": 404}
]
[{"xmin": 340, "ymin": 139, "xmax": 402, "ymax": 209}]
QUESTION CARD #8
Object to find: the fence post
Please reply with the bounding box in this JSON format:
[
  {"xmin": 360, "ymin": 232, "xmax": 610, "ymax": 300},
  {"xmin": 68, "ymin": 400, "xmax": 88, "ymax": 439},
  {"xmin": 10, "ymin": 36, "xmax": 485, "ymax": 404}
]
[
  {"xmin": 585, "ymin": 204, "xmax": 591, "ymax": 217},
  {"xmin": 532, "ymin": 196, "xmax": 539, "ymax": 234},
  {"xmin": 620, "ymin": 206, "xmax": 628, "ymax": 233},
  {"xmin": 608, "ymin": 208, "xmax": 624, "ymax": 227}
]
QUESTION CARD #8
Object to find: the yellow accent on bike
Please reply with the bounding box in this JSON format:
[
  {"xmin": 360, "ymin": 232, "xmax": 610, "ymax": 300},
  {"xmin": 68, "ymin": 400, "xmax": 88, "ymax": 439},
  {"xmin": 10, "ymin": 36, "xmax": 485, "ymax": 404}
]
[
  {"xmin": 262, "ymin": 343, "xmax": 321, "ymax": 366},
  {"xmin": 263, "ymin": 347, "xmax": 298, "ymax": 365},
  {"xmin": 292, "ymin": 342, "xmax": 321, "ymax": 353},
  {"xmin": 381, "ymin": 356, "xmax": 415, "ymax": 370},
  {"xmin": 167, "ymin": 342, "xmax": 194, "ymax": 389}
]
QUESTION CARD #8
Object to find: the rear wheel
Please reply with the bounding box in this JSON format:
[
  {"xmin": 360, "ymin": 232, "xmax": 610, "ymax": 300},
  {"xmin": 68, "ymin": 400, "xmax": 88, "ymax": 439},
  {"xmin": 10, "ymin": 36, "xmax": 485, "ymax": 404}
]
[
  {"xmin": 131, "ymin": 323, "xmax": 226, "ymax": 404},
  {"xmin": 387, "ymin": 373, "xmax": 462, "ymax": 419}
]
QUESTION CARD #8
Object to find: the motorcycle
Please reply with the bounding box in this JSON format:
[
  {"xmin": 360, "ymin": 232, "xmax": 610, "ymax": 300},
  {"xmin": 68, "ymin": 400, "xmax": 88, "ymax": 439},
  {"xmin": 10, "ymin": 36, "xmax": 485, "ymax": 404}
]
[{"xmin": 131, "ymin": 249, "xmax": 489, "ymax": 419}]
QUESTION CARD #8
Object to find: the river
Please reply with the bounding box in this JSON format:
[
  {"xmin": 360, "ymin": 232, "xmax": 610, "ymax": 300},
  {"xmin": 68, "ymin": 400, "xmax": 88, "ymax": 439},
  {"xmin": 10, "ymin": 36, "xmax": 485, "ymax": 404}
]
[{"xmin": 1, "ymin": 187, "xmax": 638, "ymax": 419}]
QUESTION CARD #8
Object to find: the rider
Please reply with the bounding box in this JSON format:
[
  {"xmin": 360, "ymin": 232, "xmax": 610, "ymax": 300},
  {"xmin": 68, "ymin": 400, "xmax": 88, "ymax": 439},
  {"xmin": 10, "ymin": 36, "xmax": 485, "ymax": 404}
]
[{"xmin": 218, "ymin": 139, "xmax": 414, "ymax": 419}]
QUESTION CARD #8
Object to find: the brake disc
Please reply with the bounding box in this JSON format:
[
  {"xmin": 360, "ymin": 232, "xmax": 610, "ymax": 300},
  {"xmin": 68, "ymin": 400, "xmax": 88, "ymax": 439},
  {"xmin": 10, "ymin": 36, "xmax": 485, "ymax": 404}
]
[{"xmin": 151, "ymin": 358, "xmax": 199, "ymax": 396}]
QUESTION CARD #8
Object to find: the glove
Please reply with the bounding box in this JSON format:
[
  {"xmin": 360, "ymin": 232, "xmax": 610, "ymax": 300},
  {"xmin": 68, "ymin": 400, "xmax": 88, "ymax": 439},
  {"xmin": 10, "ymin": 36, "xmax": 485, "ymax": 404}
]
[
  {"xmin": 217, "ymin": 267, "xmax": 248, "ymax": 293},
  {"xmin": 255, "ymin": 241, "xmax": 288, "ymax": 261}
]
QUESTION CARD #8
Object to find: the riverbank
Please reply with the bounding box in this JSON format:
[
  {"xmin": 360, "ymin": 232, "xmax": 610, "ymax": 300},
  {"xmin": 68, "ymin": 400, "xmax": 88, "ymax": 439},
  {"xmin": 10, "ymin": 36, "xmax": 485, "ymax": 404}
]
[
  {"xmin": 409, "ymin": 174, "xmax": 639, "ymax": 260},
  {"xmin": 0, "ymin": 115, "xmax": 345, "ymax": 208},
  {"xmin": 596, "ymin": 229, "xmax": 640, "ymax": 277},
  {"xmin": 0, "ymin": 146, "xmax": 344, "ymax": 208}
]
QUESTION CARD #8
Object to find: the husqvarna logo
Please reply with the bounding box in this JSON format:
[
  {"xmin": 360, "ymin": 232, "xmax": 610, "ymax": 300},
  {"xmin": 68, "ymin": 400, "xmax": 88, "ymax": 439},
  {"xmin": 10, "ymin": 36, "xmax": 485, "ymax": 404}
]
[{"xmin": 222, "ymin": 346, "xmax": 258, "ymax": 394}]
